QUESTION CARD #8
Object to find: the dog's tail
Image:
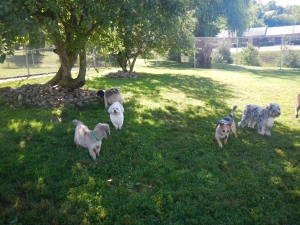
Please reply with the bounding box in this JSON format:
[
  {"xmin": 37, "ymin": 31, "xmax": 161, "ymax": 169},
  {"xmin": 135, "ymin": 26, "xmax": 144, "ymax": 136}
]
[
  {"xmin": 229, "ymin": 105, "xmax": 238, "ymax": 117},
  {"xmin": 72, "ymin": 119, "xmax": 83, "ymax": 126}
]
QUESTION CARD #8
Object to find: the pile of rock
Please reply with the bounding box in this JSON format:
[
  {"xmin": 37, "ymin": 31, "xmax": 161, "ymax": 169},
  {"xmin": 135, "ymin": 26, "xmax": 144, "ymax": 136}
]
[
  {"xmin": 0, "ymin": 84, "xmax": 100, "ymax": 109},
  {"xmin": 105, "ymin": 70, "xmax": 145, "ymax": 78}
]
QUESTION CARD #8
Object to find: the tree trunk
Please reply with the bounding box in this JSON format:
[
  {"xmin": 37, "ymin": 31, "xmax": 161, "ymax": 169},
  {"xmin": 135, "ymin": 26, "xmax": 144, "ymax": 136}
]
[
  {"xmin": 115, "ymin": 50, "xmax": 141, "ymax": 73},
  {"xmin": 47, "ymin": 41, "xmax": 86, "ymax": 89},
  {"xmin": 115, "ymin": 52, "xmax": 129, "ymax": 72},
  {"xmin": 129, "ymin": 52, "xmax": 140, "ymax": 73},
  {"xmin": 196, "ymin": 45, "xmax": 213, "ymax": 69}
]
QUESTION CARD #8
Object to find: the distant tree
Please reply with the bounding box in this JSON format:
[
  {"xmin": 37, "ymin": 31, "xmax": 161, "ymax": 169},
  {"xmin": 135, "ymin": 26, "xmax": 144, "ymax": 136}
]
[
  {"xmin": 264, "ymin": 0, "xmax": 279, "ymax": 11},
  {"xmin": 95, "ymin": 0, "xmax": 196, "ymax": 72},
  {"xmin": 264, "ymin": 13, "xmax": 293, "ymax": 27},
  {"xmin": 191, "ymin": 0, "xmax": 252, "ymax": 68},
  {"xmin": 192, "ymin": 0, "xmax": 251, "ymax": 37},
  {"xmin": 289, "ymin": 5, "xmax": 300, "ymax": 25}
]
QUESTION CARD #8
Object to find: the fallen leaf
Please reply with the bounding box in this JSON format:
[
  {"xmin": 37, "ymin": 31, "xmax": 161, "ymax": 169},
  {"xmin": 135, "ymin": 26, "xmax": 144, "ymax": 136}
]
[{"xmin": 26, "ymin": 135, "xmax": 32, "ymax": 140}]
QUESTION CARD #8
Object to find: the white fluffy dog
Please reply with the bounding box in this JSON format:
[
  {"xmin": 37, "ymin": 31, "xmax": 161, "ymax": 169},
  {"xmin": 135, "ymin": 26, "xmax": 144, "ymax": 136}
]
[
  {"xmin": 238, "ymin": 103, "xmax": 281, "ymax": 136},
  {"xmin": 72, "ymin": 119, "xmax": 110, "ymax": 160},
  {"xmin": 108, "ymin": 102, "xmax": 124, "ymax": 129}
]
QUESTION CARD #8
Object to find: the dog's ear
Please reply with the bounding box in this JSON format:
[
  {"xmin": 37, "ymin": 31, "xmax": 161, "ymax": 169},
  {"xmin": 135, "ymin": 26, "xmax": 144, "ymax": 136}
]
[
  {"xmin": 108, "ymin": 105, "xmax": 112, "ymax": 114},
  {"xmin": 216, "ymin": 122, "xmax": 223, "ymax": 128}
]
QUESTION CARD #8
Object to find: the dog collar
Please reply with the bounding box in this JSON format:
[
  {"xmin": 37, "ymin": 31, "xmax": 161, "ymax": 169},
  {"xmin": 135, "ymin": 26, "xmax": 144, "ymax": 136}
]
[{"xmin": 92, "ymin": 131, "xmax": 100, "ymax": 141}]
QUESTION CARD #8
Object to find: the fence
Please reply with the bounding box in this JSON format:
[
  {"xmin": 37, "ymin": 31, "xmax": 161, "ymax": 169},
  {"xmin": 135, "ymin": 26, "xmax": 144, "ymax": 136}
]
[
  {"xmin": 1, "ymin": 46, "xmax": 113, "ymax": 78},
  {"xmin": 1, "ymin": 36, "xmax": 300, "ymax": 78},
  {"xmin": 193, "ymin": 36, "xmax": 300, "ymax": 69}
]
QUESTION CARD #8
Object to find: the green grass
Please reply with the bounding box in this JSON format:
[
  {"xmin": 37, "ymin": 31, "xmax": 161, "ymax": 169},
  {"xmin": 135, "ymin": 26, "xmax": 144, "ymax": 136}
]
[{"xmin": 1, "ymin": 61, "xmax": 300, "ymax": 224}]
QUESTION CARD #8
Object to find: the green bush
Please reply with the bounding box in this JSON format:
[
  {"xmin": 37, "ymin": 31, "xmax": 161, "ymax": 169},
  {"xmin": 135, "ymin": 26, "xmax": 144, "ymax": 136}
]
[
  {"xmin": 167, "ymin": 51, "xmax": 182, "ymax": 62},
  {"xmin": 239, "ymin": 43, "xmax": 261, "ymax": 66},
  {"xmin": 278, "ymin": 45, "xmax": 300, "ymax": 68},
  {"xmin": 212, "ymin": 40, "xmax": 233, "ymax": 64}
]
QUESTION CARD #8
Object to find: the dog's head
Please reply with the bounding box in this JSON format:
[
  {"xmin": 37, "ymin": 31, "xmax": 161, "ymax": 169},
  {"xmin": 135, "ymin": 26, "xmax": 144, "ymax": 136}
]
[
  {"xmin": 266, "ymin": 103, "xmax": 281, "ymax": 118},
  {"xmin": 108, "ymin": 102, "xmax": 124, "ymax": 115},
  {"xmin": 217, "ymin": 122, "xmax": 231, "ymax": 139},
  {"xmin": 105, "ymin": 87, "xmax": 121, "ymax": 98},
  {"xmin": 94, "ymin": 123, "xmax": 110, "ymax": 138},
  {"xmin": 96, "ymin": 90, "xmax": 105, "ymax": 98}
]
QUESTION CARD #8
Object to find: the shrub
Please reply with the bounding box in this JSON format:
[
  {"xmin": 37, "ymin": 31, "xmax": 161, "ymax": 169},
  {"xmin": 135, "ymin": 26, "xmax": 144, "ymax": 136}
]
[
  {"xmin": 212, "ymin": 40, "xmax": 233, "ymax": 64},
  {"xmin": 239, "ymin": 43, "xmax": 261, "ymax": 66},
  {"xmin": 167, "ymin": 51, "xmax": 182, "ymax": 62},
  {"xmin": 278, "ymin": 45, "xmax": 300, "ymax": 68}
]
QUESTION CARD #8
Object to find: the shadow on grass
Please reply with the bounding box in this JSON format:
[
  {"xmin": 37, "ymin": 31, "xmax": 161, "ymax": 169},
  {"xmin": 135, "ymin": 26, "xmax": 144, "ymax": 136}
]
[
  {"xmin": 90, "ymin": 71, "xmax": 235, "ymax": 114},
  {"xmin": 1, "ymin": 71, "xmax": 300, "ymax": 224},
  {"xmin": 212, "ymin": 62, "xmax": 300, "ymax": 80}
]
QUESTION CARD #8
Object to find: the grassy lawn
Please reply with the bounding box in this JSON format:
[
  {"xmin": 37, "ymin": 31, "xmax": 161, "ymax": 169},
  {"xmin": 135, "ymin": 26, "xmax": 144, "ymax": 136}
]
[{"xmin": 0, "ymin": 62, "xmax": 300, "ymax": 224}]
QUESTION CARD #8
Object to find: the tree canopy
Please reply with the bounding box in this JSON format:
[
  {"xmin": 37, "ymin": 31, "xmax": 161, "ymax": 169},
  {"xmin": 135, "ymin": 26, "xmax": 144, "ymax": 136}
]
[
  {"xmin": 96, "ymin": 1, "xmax": 196, "ymax": 73},
  {"xmin": 1, "ymin": 0, "xmax": 117, "ymax": 88},
  {"xmin": 251, "ymin": 0, "xmax": 300, "ymax": 28},
  {"xmin": 192, "ymin": 0, "xmax": 251, "ymax": 37},
  {"xmin": 0, "ymin": 0, "xmax": 197, "ymax": 87},
  {"xmin": 2, "ymin": 0, "xmax": 299, "ymax": 87}
]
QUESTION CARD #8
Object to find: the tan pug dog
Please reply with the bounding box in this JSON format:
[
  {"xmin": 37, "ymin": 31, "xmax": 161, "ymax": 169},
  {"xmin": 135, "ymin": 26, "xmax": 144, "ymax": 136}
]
[{"xmin": 97, "ymin": 86, "xmax": 122, "ymax": 109}]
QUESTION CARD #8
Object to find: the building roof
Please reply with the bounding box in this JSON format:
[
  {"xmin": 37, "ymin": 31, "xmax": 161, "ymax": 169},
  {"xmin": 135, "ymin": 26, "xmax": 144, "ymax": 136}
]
[
  {"xmin": 216, "ymin": 30, "xmax": 236, "ymax": 38},
  {"xmin": 243, "ymin": 27, "xmax": 267, "ymax": 37},
  {"xmin": 217, "ymin": 25, "xmax": 300, "ymax": 38},
  {"xmin": 266, "ymin": 25, "xmax": 295, "ymax": 36}
]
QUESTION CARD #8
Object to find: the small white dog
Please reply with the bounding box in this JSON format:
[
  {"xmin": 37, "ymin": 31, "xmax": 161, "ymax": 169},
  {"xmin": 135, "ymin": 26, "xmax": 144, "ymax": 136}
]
[
  {"xmin": 238, "ymin": 103, "xmax": 281, "ymax": 136},
  {"xmin": 108, "ymin": 102, "xmax": 124, "ymax": 129},
  {"xmin": 72, "ymin": 119, "xmax": 110, "ymax": 160}
]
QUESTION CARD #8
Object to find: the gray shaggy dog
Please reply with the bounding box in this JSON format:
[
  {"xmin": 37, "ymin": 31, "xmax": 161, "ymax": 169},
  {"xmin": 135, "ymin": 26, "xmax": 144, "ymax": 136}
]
[
  {"xmin": 238, "ymin": 103, "xmax": 281, "ymax": 136},
  {"xmin": 72, "ymin": 119, "xmax": 110, "ymax": 160}
]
